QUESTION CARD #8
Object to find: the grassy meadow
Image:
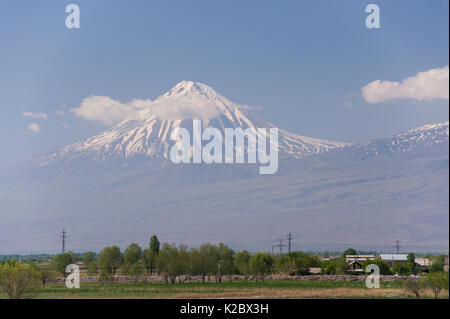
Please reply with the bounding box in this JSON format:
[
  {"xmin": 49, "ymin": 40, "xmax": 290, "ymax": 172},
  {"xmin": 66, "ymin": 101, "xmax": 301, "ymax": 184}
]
[{"xmin": 2, "ymin": 280, "xmax": 442, "ymax": 299}]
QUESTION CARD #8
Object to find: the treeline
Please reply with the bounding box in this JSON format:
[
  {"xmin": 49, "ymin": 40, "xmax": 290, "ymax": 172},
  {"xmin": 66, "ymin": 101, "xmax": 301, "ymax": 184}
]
[
  {"xmin": 0, "ymin": 254, "xmax": 52, "ymax": 262},
  {"xmin": 49, "ymin": 239, "xmax": 449, "ymax": 282},
  {"xmin": 53, "ymin": 236, "xmax": 281, "ymax": 283}
]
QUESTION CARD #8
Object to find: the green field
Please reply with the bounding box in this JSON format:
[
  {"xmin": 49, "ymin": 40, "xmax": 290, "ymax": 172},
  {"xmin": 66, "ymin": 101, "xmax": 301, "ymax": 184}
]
[{"xmin": 0, "ymin": 280, "xmax": 428, "ymax": 299}]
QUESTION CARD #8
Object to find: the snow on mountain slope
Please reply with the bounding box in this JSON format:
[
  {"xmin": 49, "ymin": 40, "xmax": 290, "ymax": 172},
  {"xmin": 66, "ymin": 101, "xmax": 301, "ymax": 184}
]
[
  {"xmin": 357, "ymin": 121, "xmax": 449, "ymax": 155},
  {"xmin": 36, "ymin": 81, "xmax": 348, "ymax": 167},
  {"xmin": 0, "ymin": 113, "xmax": 448, "ymax": 252},
  {"xmin": 309, "ymin": 121, "xmax": 449, "ymax": 163}
]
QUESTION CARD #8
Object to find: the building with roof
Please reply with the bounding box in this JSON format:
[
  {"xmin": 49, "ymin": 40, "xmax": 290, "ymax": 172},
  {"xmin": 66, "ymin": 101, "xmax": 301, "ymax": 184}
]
[
  {"xmin": 414, "ymin": 257, "xmax": 430, "ymax": 268},
  {"xmin": 345, "ymin": 255, "xmax": 375, "ymax": 272}
]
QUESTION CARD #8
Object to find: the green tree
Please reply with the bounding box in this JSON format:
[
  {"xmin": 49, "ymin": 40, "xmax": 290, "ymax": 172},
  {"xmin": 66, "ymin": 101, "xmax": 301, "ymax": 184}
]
[
  {"xmin": 198, "ymin": 243, "xmax": 218, "ymax": 283},
  {"xmin": 250, "ymin": 252, "xmax": 273, "ymax": 282},
  {"xmin": 189, "ymin": 248, "xmax": 202, "ymax": 281},
  {"xmin": 129, "ymin": 263, "xmax": 144, "ymax": 283},
  {"xmin": 98, "ymin": 246, "xmax": 122, "ymax": 276},
  {"xmin": 177, "ymin": 245, "xmax": 190, "ymax": 283},
  {"xmin": 87, "ymin": 261, "xmax": 98, "ymax": 276},
  {"xmin": 276, "ymin": 256, "xmax": 295, "ymax": 275},
  {"xmin": 233, "ymin": 251, "xmax": 251, "ymax": 276},
  {"xmin": 143, "ymin": 248, "xmax": 155, "ymax": 275},
  {"xmin": 362, "ymin": 258, "xmax": 392, "ymax": 275},
  {"xmin": 424, "ymin": 272, "xmax": 448, "ymax": 299},
  {"xmin": 0, "ymin": 262, "xmax": 40, "ymax": 299},
  {"xmin": 321, "ymin": 257, "xmax": 349, "ymax": 275},
  {"xmin": 143, "ymin": 235, "xmax": 160, "ymax": 276},
  {"xmin": 392, "ymin": 262, "xmax": 412, "ymax": 276},
  {"xmin": 216, "ymin": 243, "xmax": 234, "ymax": 283},
  {"xmin": 52, "ymin": 252, "xmax": 75, "ymax": 277},
  {"xmin": 406, "ymin": 279, "xmax": 425, "ymax": 299},
  {"xmin": 342, "ymin": 248, "xmax": 357, "ymax": 258},
  {"xmin": 430, "ymin": 255, "xmax": 446, "ymax": 273},
  {"xmin": 156, "ymin": 243, "xmax": 186, "ymax": 284},
  {"xmin": 288, "ymin": 252, "xmax": 321, "ymax": 275},
  {"xmin": 34, "ymin": 264, "xmax": 54, "ymax": 287},
  {"xmin": 150, "ymin": 235, "xmax": 160, "ymax": 254},
  {"xmin": 82, "ymin": 252, "xmax": 96, "ymax": 266},
  {"xmin": 124, "ymin": 243, "xmax": 142, "ymax": 265},
  {"xmin": 293, "ymin": 257, "xmax": 311, "ymax": 275},
  {"xmin": 407, "ymin": 252, "xmax": 415, "ymax": 264}
]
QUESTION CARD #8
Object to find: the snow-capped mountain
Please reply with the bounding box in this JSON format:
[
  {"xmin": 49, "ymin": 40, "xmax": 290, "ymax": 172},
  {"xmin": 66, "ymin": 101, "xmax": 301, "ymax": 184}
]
[
  {"xmin": 311, "ymin": 121, "xmax": 449, "ymax": 163},
  {"xmin": 0, "ymin": 81, "xmax": 448, "ymax": 253},
  {"xmin": 355, "ymin": 121, "xmax": 449, "ymax": 156},
  {"xmin": 36, "ymin": 81, "xmax": 347, "ymax": 168},
  {"xmin": 0, "ymin": 116, "xmax": 448, "ymax": 253}
]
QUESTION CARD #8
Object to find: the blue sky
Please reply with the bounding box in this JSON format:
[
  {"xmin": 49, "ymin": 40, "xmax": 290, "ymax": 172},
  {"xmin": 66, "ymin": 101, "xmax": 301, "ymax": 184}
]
[{"xmin": 0, "ymin": 0, "xmax": 448, "ymax": 166}]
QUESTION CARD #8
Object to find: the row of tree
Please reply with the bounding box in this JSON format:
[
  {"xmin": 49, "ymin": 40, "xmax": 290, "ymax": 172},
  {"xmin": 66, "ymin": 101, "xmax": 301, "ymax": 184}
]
[
  {"xmin": 51, "ymin": 241, "xmax": 449, "ymax": 282},
  {"xmin": 50, "ymin": 236, "xmax": 323, "ymax": 283},
  {"xmin": 85, "ymin": 240, "xmax": 275, "ymax": 284}
]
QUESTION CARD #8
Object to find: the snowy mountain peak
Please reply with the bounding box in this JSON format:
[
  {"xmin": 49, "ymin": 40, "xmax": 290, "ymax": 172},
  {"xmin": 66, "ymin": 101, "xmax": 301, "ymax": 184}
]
[
  {"xmin": 36, "ymin": 82, "xmax": 349, "ymax": 166},
  {"xmin": 404, "ymin": 121, "xmax": 449, "ymax": 136},
  {"xmin": 164, "ymin": 81, "xmax": 219, "ymax": 99},
  {"xmin": 137, "ymin": 81, "xmax": 241, "ymax": 121}
]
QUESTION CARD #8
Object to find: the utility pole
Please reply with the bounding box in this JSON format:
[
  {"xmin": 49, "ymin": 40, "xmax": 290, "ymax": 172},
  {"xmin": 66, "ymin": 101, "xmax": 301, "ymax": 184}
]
[
  {"xmin": 274, "ymin": 239, "xmax": 285, "ymax": 255},
  {"xmin": 61, "ymin": 229, "xmax": 67, "ymax": 254},
  {"xmin": 394, "ymin": 240, "xmax": 401, "ymax": 254},
  {"xmin": 287, "ymin": 232, "xmax": 293, "ymax": 255}
]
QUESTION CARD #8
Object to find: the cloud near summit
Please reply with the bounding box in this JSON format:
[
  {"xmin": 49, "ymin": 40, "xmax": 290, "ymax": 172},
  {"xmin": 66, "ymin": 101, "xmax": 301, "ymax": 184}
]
[
  {"xmin": 71, "ymin": 96, "xmax": 151, "ymax": 125},
  {"xmin": 71, "ymin": 95, "xmax": 225, "ymax": 125},
  {"xmin": 361, "ymin": 66, "xmax": 449, "ymax": 104},
  {"xmin": 71, "ymin": 83, "xmax": 249, "ymax": 125}
]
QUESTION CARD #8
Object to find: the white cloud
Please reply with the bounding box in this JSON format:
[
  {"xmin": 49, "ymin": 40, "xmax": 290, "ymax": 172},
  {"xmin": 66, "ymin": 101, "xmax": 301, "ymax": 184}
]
[
  {"xmin": 22, "ymin": 111, "xmax": 48, "ymax": 119},
  {"xmin": 71, "ymin": 96, "xmax": 151, "ymax": 125},
  {"xmin": 27, "ymin": 123, "xmax": 41, "ymax": 134},
  {"xmin": 55, "ymin": 110, "xmax": 66, "ymax": 116},
  {"xmin": 71, "ymin": 82, "xmax": 253, "ymax": 125},
  {"xmin": 71, "ymin": 94, "xmax": 233, "ymax": 124},
  {"xmin": 361, "ymin": 66, "xmax": 449, "ymax": 104}
]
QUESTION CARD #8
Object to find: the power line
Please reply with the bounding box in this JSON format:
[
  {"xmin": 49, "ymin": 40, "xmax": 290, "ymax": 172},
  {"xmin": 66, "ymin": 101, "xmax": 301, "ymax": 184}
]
[{"xmin": 274, "ymin": 238, "xmax": 286, "ymax": 255}]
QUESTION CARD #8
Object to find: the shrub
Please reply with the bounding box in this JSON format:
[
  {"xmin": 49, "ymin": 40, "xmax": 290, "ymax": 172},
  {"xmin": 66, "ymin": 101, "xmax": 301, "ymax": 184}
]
[
  {"xmin": 0, "ymin": 262, "xmax": 40, "ymax": 299},
  {"xmin": 424, "ymin": 272, "xmax": 448, "ymax": 299},
  {"xmin": 405, "ymin": 279, "xmax": 424, "ymax": 298}
]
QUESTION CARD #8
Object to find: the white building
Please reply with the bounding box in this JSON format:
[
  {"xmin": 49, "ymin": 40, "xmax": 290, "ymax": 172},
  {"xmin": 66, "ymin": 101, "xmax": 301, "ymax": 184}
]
[{"xmin": 380, "ymin": 254, "xmax": 408, "ymax": 265}]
